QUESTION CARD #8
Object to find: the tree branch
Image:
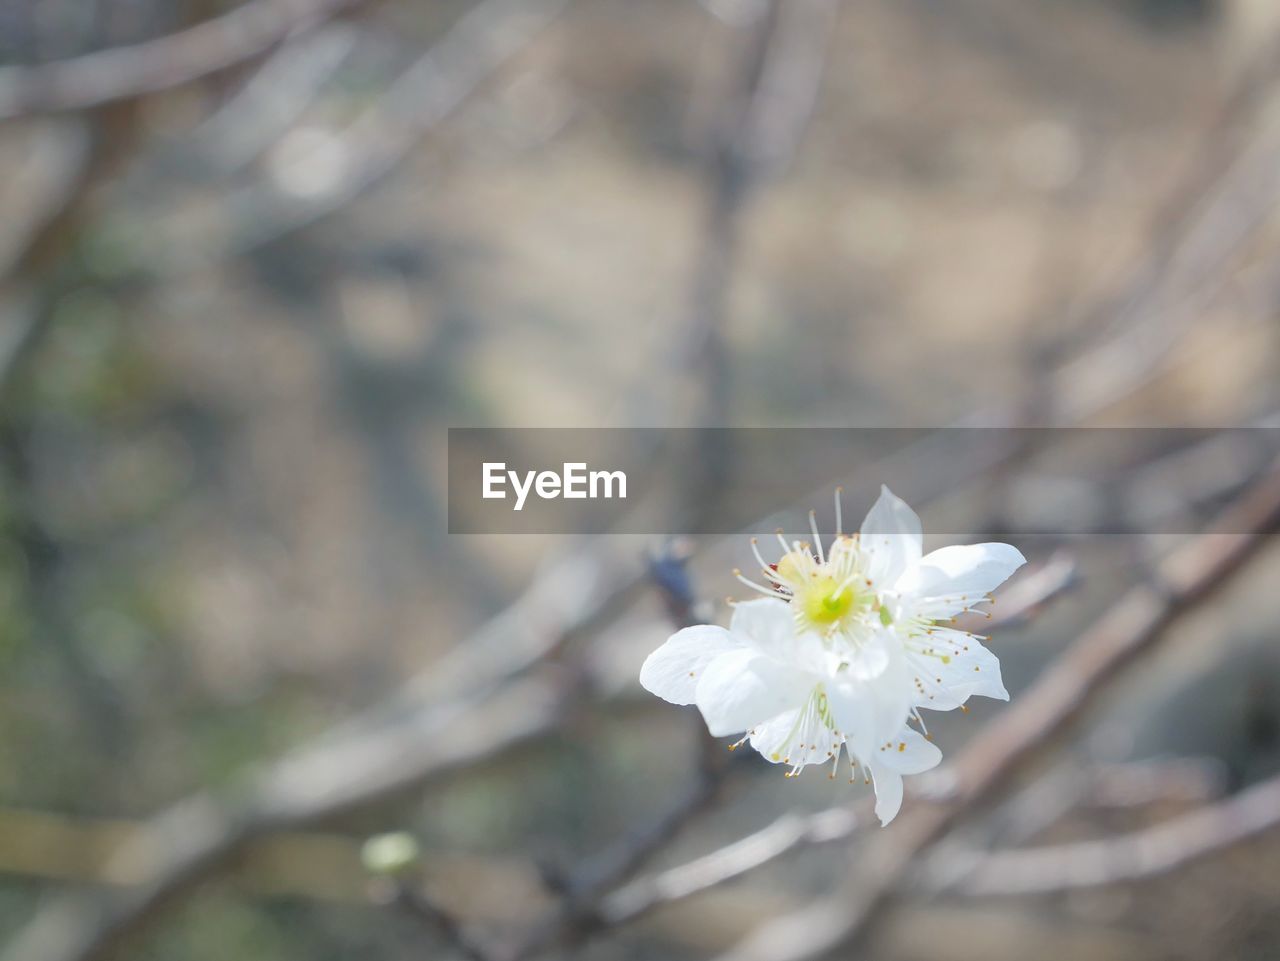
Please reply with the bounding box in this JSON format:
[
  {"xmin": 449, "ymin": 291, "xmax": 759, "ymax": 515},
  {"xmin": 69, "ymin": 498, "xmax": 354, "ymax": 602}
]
[
  {"xmin": 928, "ymin": 771, "xmax": 1280, "ymax": 897},
  {"xmin": 0, "ymin": 673, "xmax": 568, "ymax": 961},
  {"xmin": 0, "ymin": 0, "xmax": 374, "ymax": 121},
  {"xmin": 378, "ymin": 879, "xmax": 494, "ymax": 961},
  {"xmin": 598, "ymin": 806, "xmax": 861, "ymax": 928}
]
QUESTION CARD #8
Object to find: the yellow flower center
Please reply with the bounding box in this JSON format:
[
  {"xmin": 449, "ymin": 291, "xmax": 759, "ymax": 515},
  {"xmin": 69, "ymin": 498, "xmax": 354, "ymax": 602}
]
[{"xmin": 795, "ymin": 574, "xmax": 867, "ymax": 630}]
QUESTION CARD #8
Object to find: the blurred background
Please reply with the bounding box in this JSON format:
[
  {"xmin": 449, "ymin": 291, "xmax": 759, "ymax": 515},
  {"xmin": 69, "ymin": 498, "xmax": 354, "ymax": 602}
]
[{"xmin": 1, "ymin": 0, "xmax": 1280, "ymax": 960}]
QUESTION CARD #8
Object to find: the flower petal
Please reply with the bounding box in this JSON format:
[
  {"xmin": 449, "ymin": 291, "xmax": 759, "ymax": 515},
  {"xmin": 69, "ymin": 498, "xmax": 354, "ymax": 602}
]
[
  {"xmin": 639, "ymin": 625, "xmax": 743, "ymax": 705},
  {"xmin": 748, "ymin": 699, "xmax": 843, "ymax": 770},
  {"xmin": 728, "ymin": 598, "xmax": 800, "ymax": 660},
  {"xmin": 827, "ymin": 638, "xmax": 912, "ymax": 755},
  {"xmin": 869, "ymin": 659, "xmax": 915, "ymax": 744},
  {"xmin": 860, "ymin": 485, "xmax": 923, "ymax": 586},
  {"xmin": 866, "ymin": 728, "xmax": 942, "ymax": 825},
  {"xmin": 905, "ymin": 628, "xmax": 1008, "ymax": 710},
  {"xmin": 896, "ymin": 542, "xmax": 1026, "ymax": 618},
  {"xmin": 867, "ymin": 762, "xmax": 904, "ymax": 825},
  {"xmin": 748, "ymin": 708, "xmax": 802, "ymax": 763},
  {"xmin": 824, "ymin": 681, "xmax": 875, "ymax": 755},
  {"xmin": 694, "ymin": 649, "xmax": 812, "ymax": 737},
  {"xmin": 841, "ymin": 627, "xmax": 894, "ymax": 682},
  {"xmin": 872, "ymin": 727, "xmax": 943, "ymax": 775}
]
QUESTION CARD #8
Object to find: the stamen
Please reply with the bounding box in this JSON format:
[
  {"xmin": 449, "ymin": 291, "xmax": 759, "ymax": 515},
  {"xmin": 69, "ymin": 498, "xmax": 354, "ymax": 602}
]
[
  {"xmin": 749, "ymin": 538, "xmax": 774, "ymax": 578},
  {"xmin": 733, "ymin": 569, "xmax": 788, "ymax": 599},
  {"xmin": 775, "ymin": 530, "xmax": 791, "ymax": 556},
  {"xmin": 911, "ymin": 708, "xmax": 930, "ymax": 736},
  {"xmin": 809, "ymin": 510, "xmax": 825, "ymax": 565},
  {"xmin": 834, "ymin": 486, "xmax": 843, "ymax": 536},
  {"xmin": 833, "ymin": 572, "xmax": 863, "ymax": 595}
]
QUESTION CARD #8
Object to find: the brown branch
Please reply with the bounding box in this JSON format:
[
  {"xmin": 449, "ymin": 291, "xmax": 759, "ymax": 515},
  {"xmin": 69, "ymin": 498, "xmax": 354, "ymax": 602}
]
[
  {"xmin": 0, "ymin": 673, "xmax": 569, "ymax": 961},
  {"xmin": 500, "ymin": 547, "xmax": 729, "ymax": 961},
  {"xmin": 598, "ymin": 806, "xmax": 861, "ymax": 928},
  {"xmin": 0, "ymin": 0, "xmax": 374, "ymax": 122},
  {"xmin": 0, "ymin": 106, "xmax": 149, "ymax": 758},
  {"xmin": 743, "ymin": 0, "xmax": 840, "ymax": 181},
  {"xmin": 506, "ymin": 726, "xmax": 728, "ymax": 961},
  {"xmin": 221, "ymin": 0, "xmax": 571, "ymax": 254},
  {"xmin": 709, "ymin": 458, "xmax": 1280, "ymax": 961},
  {"xmin": 954, "ymin": 551, "xmax": 1077, "ymax": 632},
  {"xmin": 0, "ymin": 103, "xmax": 141, "ymax": 393},
  {"xmin": 564, "ymin": 730, "xmax": 724, "ymax": 898},
  {"xmin": 1081, "ymin": 758, "xmax": 1227, "ymax": 810},
  {"xmin": 181, "ymin": 23, "xmax": 359, "ymax": 176},
  {"xmin": 0, "ymin": 806, "xmax": 548, "ymax": 909},
  {"xmin": 672, "ymin": 0, "xmax": 837, "ymax": 522},
  {"xmin": 378, "ymin": 880, "xmax": 493, "ymax": 961},
  {"xmin": 1025, "ymin": 21, "xmax": 1280, "ymax": 425},
  {"xmin": 680, "ymin": 0, "xmax": 778, "ymax": 435},
  {"xmin": 929, "ymin": 771, "xmax": 1280, "ymax": 897},
  {"xmin": 1049, "ymin": 114, "xmax": 1280, "ymax": 424},
  {"xmin": 959, "ymin": 755, "xmax": 1227, "ymax": 853}
]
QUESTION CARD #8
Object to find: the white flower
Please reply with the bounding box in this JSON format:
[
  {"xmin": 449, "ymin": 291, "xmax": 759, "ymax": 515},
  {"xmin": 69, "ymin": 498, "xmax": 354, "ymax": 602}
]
[
  {"xmin": 640, "ymin": 597, "xmax": 937, "ymax": 824},
  {"xmin": 736, "ymin": 485, "xmax": 1026, "ymax": 716},
  {"xmin": 639, "ymin": 485, "xmax": 1026, "ymax": 825}
]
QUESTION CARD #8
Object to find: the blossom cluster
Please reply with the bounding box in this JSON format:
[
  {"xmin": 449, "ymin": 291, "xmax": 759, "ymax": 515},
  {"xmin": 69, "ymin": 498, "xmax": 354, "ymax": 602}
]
[{"xmin": 640, "ymin": 486, "xmax": 1024, "ymax": 824}]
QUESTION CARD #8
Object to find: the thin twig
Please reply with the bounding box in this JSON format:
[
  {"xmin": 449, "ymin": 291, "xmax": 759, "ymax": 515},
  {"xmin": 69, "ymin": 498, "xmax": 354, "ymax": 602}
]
[
  {"xmin": 598, "ymin": 806, "xmax": 861, "ymax": 927},
  {"xmin": 674, "ymin": 0, "xmax": 837, "ymax": 524},
  {"xmin": 0, "ymin": 104, "xmax": 139, "ymax": 393},
  {"xmin": 0, "ymin": 0, "xmax": 374, "ymax": 121},
  {"xmin": 926, "ymin": 771, "xmax": 1280, "ymax": 897},
  {"xmin": 0, "ymin": 673, "xmax": 568, "ymax": 961},
  {"xmin": 502, "ymin": 547, "xmax": 728, "ymax": 960},
  {"xmin": 380, "ymin": 879, "xmax": 493, "ymax": 961},
  {"xmin": 179, "ymin": 23, "xmax": 359, "ymax": 176},
  {"xmin": 222, "ymin": 0, "xmax": 570, "ymax": 254},
  {"xmin": 955, "ymin": 551, "xmax": 1077, "ymax": 632},
  {"xmin": 956, "ymin": 755, "xmax": 1227, "ymax": 853}
]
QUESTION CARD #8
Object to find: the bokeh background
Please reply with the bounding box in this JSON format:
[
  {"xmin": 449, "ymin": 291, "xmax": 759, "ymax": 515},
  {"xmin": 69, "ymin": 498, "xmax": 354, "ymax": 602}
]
[{"xmin": 1, "ymin": 1, "xmax": 1280, "ymax": 960}]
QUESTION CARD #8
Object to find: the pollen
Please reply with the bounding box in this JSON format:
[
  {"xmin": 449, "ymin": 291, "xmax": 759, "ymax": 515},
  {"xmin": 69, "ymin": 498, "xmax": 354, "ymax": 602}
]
[{"xmin": 794, "ymin": 573, "xmax": 868, "ymax": 630}]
